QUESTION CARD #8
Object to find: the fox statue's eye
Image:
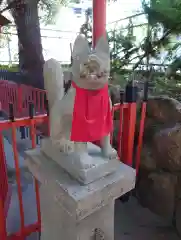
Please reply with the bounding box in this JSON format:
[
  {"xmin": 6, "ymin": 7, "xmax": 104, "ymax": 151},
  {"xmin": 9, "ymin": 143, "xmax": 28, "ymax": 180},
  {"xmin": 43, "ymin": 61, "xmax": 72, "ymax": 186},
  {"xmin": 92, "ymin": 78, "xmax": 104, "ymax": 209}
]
[
  {"xmin": 97, "ymin": 72, "xmax": 104, "ymax": 78},
  {"xmin": 97, "ymin": 73, "xmax": 102, "ymax": 78}
]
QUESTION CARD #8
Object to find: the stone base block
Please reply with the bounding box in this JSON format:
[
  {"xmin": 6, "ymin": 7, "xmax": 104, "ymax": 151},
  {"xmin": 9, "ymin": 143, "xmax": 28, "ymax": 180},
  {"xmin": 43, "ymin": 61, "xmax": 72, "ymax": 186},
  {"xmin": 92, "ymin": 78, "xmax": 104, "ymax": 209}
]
[
  {"xmin": 41, "ymin": 138, "xmax": 120, "ymax": 185},
  {"xmin": 25, "ymin": 149, "xmax": 136, "ymax": 240},
  {"xmin": 40, "ymin": 183, "xmax": 114, "ymax": 240}
]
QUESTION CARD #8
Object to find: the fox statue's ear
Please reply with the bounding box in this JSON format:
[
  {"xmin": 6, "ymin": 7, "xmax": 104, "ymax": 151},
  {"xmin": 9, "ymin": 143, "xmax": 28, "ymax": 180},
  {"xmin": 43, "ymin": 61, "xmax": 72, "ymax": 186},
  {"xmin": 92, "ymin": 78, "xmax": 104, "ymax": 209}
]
[
  {"xmin": 95, "ymin": 36, "xmax": 109, "ymax": 57},
  {"xmin": 72, "ymin": 34, "xmax": 90, "ymax": 62},
  {"xmin": 95, "ymin": 36, "xmax": 110, "ymax": 71}
]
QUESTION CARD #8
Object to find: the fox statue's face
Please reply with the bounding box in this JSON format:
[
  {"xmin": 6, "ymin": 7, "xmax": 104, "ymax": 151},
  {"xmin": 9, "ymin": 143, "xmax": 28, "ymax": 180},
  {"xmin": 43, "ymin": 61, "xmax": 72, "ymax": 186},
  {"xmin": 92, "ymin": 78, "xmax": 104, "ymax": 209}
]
[{"xmin": 72, "ymin": 35, "xmax": 110, "ymax": 90}]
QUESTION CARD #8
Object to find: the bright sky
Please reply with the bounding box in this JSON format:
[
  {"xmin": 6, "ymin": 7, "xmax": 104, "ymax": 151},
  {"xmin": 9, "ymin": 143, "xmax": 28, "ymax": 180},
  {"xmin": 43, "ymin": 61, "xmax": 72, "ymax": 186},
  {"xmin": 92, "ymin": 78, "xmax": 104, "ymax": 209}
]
[
  {"xmin": 42, "ymin": 0, "xmax": 144, "ymax": 63},
  {"xmin": 1, "ymin": 0, "xmax": 144, "ymax": 64}
]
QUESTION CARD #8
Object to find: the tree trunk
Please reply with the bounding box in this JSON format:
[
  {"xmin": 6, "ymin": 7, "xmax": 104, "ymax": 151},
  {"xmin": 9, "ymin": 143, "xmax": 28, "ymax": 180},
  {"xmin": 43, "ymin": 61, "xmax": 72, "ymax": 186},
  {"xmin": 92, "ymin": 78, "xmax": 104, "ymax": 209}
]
[{"xmin": 12, "ymin": 0, "xmax": 44, "ymax": 89}]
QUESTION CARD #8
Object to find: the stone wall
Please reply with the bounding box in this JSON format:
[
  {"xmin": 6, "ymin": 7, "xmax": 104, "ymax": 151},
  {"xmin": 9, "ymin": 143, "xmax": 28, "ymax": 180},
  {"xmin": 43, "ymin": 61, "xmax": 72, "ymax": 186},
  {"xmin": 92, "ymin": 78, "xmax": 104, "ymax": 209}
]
[{"xmin": 135, "ymin": 96, "xmax": 181, "ymax": 236}]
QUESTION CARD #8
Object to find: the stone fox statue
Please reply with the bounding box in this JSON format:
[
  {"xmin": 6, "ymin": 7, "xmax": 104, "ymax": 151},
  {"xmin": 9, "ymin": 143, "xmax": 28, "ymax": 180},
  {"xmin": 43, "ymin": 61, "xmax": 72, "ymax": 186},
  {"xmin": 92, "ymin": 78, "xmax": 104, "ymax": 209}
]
[{"xmin": 43, "ymin": 35, "xmax": 117, "ymax": 160}]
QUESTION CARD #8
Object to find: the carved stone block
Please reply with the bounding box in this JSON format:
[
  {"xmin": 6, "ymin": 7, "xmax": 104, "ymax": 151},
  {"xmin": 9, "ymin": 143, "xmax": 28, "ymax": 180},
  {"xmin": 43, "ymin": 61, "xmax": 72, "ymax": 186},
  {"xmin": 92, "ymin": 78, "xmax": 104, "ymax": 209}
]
[{"xmin": 25, "ymin": 149, "xmax": 135, "ymax": 240}]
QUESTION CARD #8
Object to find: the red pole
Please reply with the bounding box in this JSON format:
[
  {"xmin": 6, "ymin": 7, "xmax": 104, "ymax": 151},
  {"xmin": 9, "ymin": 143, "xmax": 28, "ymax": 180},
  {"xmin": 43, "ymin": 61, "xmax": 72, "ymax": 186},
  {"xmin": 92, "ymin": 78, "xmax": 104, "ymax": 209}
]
[
  {"xmin": 93, "ymin": 0, "xmax": 106, "ymax": 47},
  {"xmin": 91, "ymin": 0, "xmax": 107, "ymax": 147}
]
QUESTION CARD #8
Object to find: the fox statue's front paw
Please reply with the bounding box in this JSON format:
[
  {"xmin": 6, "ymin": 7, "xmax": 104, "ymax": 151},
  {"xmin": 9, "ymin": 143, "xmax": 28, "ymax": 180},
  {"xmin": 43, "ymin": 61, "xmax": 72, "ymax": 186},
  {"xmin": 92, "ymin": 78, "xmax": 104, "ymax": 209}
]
[
  {"xmin": 54, "ymin": 139, "xmax": 74, "ymax": 154},
  {"xmin": 63, "ymin": 140, "xmax": 75, "ymax": 154},
  {"xmin": 101, "ymin": 144, "xmax": 118, "ymax": 160}
]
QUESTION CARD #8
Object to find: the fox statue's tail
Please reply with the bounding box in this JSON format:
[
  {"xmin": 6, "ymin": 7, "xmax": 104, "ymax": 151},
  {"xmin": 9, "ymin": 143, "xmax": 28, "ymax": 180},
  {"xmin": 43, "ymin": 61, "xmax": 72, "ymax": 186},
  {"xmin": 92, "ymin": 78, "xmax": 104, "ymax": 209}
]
[{"xmin": 43, "ymin": 58, "xmax": 64, "ymax": 110}]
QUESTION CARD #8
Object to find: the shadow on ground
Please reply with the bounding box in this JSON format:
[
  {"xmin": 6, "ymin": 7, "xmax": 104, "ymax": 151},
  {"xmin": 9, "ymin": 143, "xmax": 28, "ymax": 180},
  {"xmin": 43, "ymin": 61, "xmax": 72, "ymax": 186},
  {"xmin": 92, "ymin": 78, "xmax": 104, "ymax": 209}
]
[{"xmin": 115, "ymin": 197, "xmax": 179, "ymax": 240}]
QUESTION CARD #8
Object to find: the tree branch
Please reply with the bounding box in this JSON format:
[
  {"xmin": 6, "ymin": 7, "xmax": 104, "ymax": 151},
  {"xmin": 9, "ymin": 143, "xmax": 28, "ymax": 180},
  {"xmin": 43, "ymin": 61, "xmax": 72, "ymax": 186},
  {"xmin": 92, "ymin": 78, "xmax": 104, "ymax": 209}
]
[{"xmin": 132, "ymin": 28, "xmax": 173, "ymax": 70}]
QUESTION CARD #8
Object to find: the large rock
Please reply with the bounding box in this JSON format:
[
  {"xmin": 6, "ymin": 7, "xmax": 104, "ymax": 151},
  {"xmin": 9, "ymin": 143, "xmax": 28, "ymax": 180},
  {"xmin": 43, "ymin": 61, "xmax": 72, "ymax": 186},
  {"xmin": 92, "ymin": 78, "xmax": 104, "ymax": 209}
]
[
  {"xmin": 140, "ymin": 145, "xmax": 157, "ymax": 173},
  {"xmin": 146, "ymin": 96, "xmax": 181, "ymax": 124},
  {"xmin": 141, "ymin": 96, "xmax": 181, "ymax": 144},
  {"xmin": 176, "ymin": 200, "xmax": 181, "ymax": 237},
  {"xmin": 138, "ymin": 171, "xmax": 177, "ymax": 220},
  {"xmin": 109, "ymin": 84, "xmax": 121, "ymax": 105},
  {"xmin": 153, "ymin": 124, "xmax": 181, "ymax": 171},
  {"xmin": 136, "ymin": 146, "xmax": 157, "ymax": 187},
  {"xmin": 135, "ymin": 96, "xmax": 181, "ymax": 227},
  {"xmin": 143, "ymin": 118, "xmax": 167, "ymax": 143},
  {"xmin": 176, "ymin": 174, "xmax": 181, "ymax": 199},
  {"xmin": 112, "ymin": 120, "xmax": 121, "ymax": 150}
]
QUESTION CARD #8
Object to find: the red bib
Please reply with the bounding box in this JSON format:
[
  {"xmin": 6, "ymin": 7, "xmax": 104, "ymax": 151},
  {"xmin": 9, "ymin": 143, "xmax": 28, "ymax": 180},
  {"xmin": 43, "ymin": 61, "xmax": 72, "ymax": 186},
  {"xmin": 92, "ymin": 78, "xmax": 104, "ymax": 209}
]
[{"xmin": 70, "ymin": 82, "xmax": 113, "ymax": 142}]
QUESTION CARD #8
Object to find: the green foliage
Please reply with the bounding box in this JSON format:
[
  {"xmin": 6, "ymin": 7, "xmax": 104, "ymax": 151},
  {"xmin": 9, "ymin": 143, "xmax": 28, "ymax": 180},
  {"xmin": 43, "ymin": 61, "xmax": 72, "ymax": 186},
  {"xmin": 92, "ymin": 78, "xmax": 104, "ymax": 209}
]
[
  {"xmin": 145, "ymin": 0, "xmax": 181, "ymax": 31},
  {"xmin": 2, "ymin": 0, "xmax": 181, "ymax": 100},
  {"xmin": 105, "ymin": 0, "xmax": 181, "ymax": 78},
  {"xmin": 108, "ymin": 25, "xmax": 139, "ymax": 75},
  {"xmin": 143, "ymin": 0, "xmax": 181, "ymax": 74},
  {"xmin": 151, "ymin": 75, "xmax": 181, "ymax": 101},
  {"xmin": 38, "ymin": 0, "xmax": 65, "ymax": 24},
  {"xmin": 0, "ymin": 64, "xmax": 18, "ymax": 71},
  {"xmin": 39, "ymin": 0, "xmax": 79, "ymax": 24}
]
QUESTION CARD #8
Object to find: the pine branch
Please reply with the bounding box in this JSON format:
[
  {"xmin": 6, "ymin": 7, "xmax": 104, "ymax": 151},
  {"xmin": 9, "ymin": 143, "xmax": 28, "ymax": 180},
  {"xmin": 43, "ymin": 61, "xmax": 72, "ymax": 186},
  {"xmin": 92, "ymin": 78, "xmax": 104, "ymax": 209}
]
[{"xmin": 132, "ymin": 27, "xmax": 173, "ymax": 70}]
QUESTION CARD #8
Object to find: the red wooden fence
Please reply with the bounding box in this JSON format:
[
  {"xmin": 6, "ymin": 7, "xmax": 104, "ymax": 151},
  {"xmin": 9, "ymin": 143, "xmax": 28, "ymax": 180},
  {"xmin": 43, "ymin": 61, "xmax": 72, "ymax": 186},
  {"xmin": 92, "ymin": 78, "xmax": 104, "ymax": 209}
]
[
  {"xmin": 0, "ymin": 80, "xmax": 147, "ymax": 239},
  {"xmin": 0, "ymin": 115, "xmax": 48, "ymax": 239},
  {"xmin": 0, "ymin": 80, "xmax": 47, "ymax": 118}
]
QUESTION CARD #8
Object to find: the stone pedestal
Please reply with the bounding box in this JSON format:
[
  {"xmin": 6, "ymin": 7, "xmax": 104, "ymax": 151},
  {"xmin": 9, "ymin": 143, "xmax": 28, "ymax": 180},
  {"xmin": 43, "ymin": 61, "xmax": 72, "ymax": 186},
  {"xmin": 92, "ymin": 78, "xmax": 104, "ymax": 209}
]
[
  {"xmin": 41, "ymin": 139, "xmax": 120, "ymax": 185},
  {"xmin": 25, "ymin": 148, "xmax": 135, "ymax": 240}
]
